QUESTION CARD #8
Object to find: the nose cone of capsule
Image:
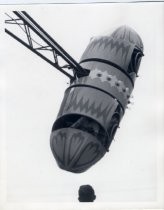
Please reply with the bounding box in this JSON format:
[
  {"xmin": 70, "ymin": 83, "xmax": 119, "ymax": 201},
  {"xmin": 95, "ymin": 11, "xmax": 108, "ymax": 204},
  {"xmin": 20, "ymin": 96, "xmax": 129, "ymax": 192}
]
[
  {"xmin": 50, "ymin": 128, "xmax": 106, "ymax": 173},
  {"xmin": 110, "ymin": 25, "xmax": 144, "ymax": 51}
]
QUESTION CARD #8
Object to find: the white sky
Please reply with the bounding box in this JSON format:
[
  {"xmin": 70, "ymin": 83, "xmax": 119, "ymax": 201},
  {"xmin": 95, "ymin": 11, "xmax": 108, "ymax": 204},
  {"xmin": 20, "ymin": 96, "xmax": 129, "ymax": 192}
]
[
  {"xmin": 0, "ymin": 2, "xmax": 164, "ymax": 209},
  {"xmin": 0, "ymin": 0, "xmax": 163, "ymax": 4}
]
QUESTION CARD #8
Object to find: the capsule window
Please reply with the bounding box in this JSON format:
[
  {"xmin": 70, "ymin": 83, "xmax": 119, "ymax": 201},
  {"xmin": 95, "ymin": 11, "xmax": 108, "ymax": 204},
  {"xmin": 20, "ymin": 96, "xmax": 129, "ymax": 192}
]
[
  {"xmin": 52, "ymin": 114, "xmax": 108, "ymax": 149},
  {"xmin": 107, "ymin": 113, "xmax": 120, "ymax": 138},
  {"xmin": 106, "ymin": 105, "xmax": 122, "ymax": 148},
  {"xmin": 128, "ymin": 48, "xmax": 143, "ymax": 75},
  {"xmin": 52, "ymin": 114, "xmax": 81, "ymax": 131}
]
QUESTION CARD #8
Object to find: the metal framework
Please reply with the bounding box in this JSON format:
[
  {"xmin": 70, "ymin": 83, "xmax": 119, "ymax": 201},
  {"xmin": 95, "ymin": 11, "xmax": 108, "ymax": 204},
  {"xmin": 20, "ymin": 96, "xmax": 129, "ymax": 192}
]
[{"xmin": 5, "ymin": 11, "xmax": 89, "ymax": 81}]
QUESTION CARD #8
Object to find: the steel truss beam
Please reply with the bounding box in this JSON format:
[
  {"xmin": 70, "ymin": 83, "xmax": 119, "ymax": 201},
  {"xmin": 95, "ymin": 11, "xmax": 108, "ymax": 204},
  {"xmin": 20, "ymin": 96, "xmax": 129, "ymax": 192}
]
[{"xmin": 5, "ymin": 11, "xmax": 89, "ymax": 81}]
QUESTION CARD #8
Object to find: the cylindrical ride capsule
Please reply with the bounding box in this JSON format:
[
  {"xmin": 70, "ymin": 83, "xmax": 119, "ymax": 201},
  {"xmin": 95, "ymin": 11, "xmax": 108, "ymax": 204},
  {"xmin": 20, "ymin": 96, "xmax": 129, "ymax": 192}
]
[{"xmin": 50, "ymin": 26, "xmax": 144, "ymax": 173}]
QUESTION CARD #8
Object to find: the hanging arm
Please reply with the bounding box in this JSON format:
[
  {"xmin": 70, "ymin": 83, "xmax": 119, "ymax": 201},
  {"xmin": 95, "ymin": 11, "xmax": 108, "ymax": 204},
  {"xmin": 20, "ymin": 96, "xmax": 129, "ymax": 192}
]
[{"xmin": 5, "ymin": 11, "xmax": 90, "ymax": 81}]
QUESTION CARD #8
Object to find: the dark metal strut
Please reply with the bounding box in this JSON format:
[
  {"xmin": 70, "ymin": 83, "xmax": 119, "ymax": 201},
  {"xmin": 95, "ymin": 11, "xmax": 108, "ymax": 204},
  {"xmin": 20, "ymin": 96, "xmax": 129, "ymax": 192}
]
[{"xmin": 5, "ymin": 11, "xmax": 89, "ymax": 81}]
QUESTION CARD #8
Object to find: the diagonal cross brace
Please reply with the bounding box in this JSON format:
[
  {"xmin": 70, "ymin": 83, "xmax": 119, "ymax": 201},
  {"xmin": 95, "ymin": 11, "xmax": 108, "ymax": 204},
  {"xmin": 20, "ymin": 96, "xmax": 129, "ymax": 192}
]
[{"xmin": 5, "ymin": 11, "xmax": 90, "ymax": 81}]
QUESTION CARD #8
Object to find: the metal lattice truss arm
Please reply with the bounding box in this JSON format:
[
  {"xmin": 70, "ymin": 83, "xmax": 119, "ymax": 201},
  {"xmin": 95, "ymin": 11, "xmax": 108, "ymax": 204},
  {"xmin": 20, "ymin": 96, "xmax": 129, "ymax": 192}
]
[{"xmin": 5, "ymin": 11, "xmax": 89, "ymax": 81}]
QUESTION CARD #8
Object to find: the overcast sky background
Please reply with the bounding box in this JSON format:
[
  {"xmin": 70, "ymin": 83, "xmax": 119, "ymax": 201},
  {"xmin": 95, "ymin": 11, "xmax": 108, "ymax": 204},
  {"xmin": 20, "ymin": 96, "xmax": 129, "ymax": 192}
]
[
  {"xmin": 0, "ymin": 0, "xmax": 163, "ymax": 4},
  {"xmin": 0, "ymin": 2, "xmax": 164, "ymax": 209}
]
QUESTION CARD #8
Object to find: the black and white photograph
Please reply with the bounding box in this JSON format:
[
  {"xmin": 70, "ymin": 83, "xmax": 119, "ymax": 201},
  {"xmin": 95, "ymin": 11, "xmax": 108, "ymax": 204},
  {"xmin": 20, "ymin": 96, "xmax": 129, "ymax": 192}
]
[{"xmin": 0, "ymin": 1, "xmax": 164, "ymax": 209}]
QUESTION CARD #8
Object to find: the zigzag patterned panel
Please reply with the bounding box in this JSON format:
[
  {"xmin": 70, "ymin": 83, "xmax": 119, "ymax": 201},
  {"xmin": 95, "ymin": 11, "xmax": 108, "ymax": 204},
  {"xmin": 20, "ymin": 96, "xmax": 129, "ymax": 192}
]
[
  {"xmin": 61, "ymin": 86, "xmax": 118, "ymax": 129},
  {"xmin": 50, "ymin": 128, "xmax": 106, "ymax": 173}
]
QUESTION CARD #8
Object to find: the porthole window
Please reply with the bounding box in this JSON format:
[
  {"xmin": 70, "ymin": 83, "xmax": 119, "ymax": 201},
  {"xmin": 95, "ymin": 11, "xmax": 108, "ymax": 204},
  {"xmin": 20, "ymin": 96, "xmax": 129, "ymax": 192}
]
[
  {"xmin": 128, "ymin": 48, "xmax": 143, "ymax": 75},
  {"xmin": 106, "ymin": 105, "xmax": 122, "ymax": 148}
]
